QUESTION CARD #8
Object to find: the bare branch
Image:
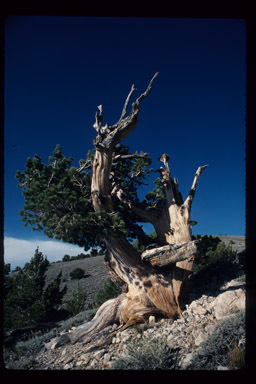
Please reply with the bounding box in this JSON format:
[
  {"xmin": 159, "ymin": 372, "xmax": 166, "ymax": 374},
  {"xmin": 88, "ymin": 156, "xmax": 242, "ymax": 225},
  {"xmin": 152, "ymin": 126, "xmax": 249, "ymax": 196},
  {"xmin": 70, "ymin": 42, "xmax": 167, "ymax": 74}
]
[
  {"xmin": 111, "ymin": 185, "xmax": 161, "ymax": 224},
  {"xmin": 184, "ymin": 164, "xmax": 208, "ymax": 210},
  {"xmin": 18, "ymin": 181, "xmax": 27, "ymax": 188},
  {"xmin": 118, "ymin": 84, "xmax": 136, "ymax": 123},
  {"xmin": 93, "ymin": 73, "xmax": 159, "ymax": 150},
  {"xmin": 135, "ymin": 72, "xmax": 159, "ymax": 106},
  {"xmin": 159, "ymin": 153, "xmax": 170, "ymax": 175},
  {"xmin": 113, "ymin": 152, "xmax": 149, "ymax": 161},
  {"xmin": 53, "ymin": 214, "xmax": 68, "ymax": 233},
  {"xmin": 77, "ymin": 159, "xmax": 92, "ymax": 172},
  {"xmin": 47, "ymin": 160, "xmax": 56, "ymax": 187},
  {"xmin": 93, "ymin": 105, "xmax": 103, "ymax": 132}
]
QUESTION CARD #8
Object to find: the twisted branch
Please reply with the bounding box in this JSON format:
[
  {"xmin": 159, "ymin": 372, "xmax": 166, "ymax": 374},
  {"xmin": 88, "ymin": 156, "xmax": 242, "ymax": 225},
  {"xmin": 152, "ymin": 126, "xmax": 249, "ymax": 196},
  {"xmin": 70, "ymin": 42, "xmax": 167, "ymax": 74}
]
[
  {"xmin": 118, "ymin": 84, "xmax": 137, "ymax": 123},
  {"xmin": 93, "ymin": 72, "xmax": 159, "ymax": 149},
  {"xmin": 135, "ymin": 72, "xmax": 159, "ymax": 105},
  {"xmin": 184, "ymin": 165, "xmax": 208, "ymax": 210}
]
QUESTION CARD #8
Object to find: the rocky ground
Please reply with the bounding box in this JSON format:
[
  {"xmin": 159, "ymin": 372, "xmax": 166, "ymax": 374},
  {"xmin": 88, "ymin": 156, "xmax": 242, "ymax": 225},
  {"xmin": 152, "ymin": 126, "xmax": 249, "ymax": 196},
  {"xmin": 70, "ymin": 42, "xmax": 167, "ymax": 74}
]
[
  {"xmin": 5, "ymin": 236, "xmax": 246, "ymax": 371},
  {"xmin": 33, "ymin": 274, "xmax": 245, "ymax": 370}
]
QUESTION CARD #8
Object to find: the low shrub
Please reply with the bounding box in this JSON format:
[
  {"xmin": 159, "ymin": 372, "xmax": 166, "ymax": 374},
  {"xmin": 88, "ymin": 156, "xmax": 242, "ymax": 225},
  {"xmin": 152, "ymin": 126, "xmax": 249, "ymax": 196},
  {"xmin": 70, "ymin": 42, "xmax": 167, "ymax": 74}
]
[
  {"xmin": 227, "ymin": 341, "xmax": 245, "ymax": 369},
  {"xmin": 89, "ymin": 278, "xmax": 121, "ymax": 309},
  {"xmin": 111, "ymin": 334, "xmax": 179, "ymax": 370},
  {"xmin": 189, "ymin": 238, "xmax": 243, "ymax": 298},
  {"xmin": 65, "ymin": 283, "xmax": 87, "ymax": 316},
  {"xmin": 3, "ymin": 307, "xmax": 97, "ymax": 369},
  {"xmin": 187, "ymin": 310, "xmax": 245, "ymax": 370},
  {"xmin": 69, "ymin": 267, "xmax": 85, "ymax": 280},
  {"xmin": 193, "ymin": 236, "xmax": 237, "ymax": 274}
]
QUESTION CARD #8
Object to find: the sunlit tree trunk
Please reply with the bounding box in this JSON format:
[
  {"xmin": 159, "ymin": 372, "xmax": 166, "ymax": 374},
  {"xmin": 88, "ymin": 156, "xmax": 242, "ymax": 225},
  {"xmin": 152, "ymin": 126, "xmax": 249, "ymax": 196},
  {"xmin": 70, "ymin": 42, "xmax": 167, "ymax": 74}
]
[{"xmin": 52, "ymin": 73, "xmax": 207, "ymax": 348}]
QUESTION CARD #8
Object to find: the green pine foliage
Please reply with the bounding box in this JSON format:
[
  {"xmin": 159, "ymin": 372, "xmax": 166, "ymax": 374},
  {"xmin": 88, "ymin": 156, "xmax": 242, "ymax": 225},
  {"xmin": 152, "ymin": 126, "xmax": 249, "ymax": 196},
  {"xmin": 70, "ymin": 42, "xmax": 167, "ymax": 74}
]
[
  {"xmin": 192, "ymin": 234, "xmax": 222, "ymax": 255},
  {"xmin": 65, "ymin": 283, "xmax": 87, "ymax": 316},
  {"xmin": 132, "ymin": 230, "xmax": 158, "ymax": 253},
  {"xmin": 69, "ymin": 267, "xmax": 85, "ymax": 280},
  {"xmin": 144, "ymin": 177, "xmax": 165, "ymax": 206},
  {"xmin": 62, "ymin": 252, "xmax": 99, "ymax": 262},
  {"xmin": 89, "ymin": 278, "xmax": 122, "ymax": 309},
  {"xmin": 4, "ymin": 263, "xmax": 11, "ymax": 275},
  {"xmin": 62, "ymin": 254, "xmax": 71, "ymax": 262},
  {"xmin": 192, "ymin": 235, "xmax": 238, "ymax": 274},
  {"xmin": 16, "ymin": 144, "xmax": 157, "ymax": 252},
  {"xmin": 16, "ymin": 145, "xmax": 98, "ymax": 251},
  {"xmin": 41, "ymin": 271, "xmax": 67, "ymax": 317},
  {"xmin": 111, "ymin": 145, "xmax": 153, "ymax": 199},
  {"xmin": 4, "ymin": 248, "xmax": 67, "ymax": 331}
]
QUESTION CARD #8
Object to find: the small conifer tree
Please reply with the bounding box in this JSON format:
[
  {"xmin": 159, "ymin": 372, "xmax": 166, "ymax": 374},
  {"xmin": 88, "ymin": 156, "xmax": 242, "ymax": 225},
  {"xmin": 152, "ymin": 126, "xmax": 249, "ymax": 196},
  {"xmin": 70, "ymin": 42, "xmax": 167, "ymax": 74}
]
[
  {"xmin": 66, "ymin": 283, "xmax": 87, "ymax": 315},
  {"xmin": 4, "ymin": 248, "xmax": 67, "ymax": 331}
]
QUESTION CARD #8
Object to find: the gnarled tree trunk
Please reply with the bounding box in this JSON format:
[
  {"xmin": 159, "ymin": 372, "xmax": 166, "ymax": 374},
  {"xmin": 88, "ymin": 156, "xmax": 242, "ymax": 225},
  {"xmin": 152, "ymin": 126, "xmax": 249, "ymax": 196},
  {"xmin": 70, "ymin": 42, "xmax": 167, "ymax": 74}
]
[{"xmin": 47, "ymin": 73, "xmax": 207, "ymax": 349}]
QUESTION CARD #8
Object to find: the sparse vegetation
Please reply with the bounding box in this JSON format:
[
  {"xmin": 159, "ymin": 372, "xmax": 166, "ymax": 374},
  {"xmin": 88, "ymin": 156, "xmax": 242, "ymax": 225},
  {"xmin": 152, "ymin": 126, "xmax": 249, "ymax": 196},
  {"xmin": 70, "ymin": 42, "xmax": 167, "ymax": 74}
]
[
  {"xmin": 4, "ymin": 263, "xmax": 11, "ymax": 275},
  {"xmin": 3, "ymin": 307, "xmax": 97, "ymax": 369},
  {"xmin": 4, "ymin": 248, "xmax": 67, "ymax": 332},
  {"xmin": 69, "ymin": 267, "xmax": 85, "ymax": 280},
  {"xmin": 62, "ymin": 252, "xmax": 102, "ymax": 262},
  {"xmin": 3, "ymin": 235, "xmax": 245, "ymax": 370},
  {"xmin": 193, "ymin": 235, "xmax": 238, "ymax": 274},
  {"xmin": 88, "ymin": 278, "xmax": 122, "ymax": 309},
  {"xmin": 187, "ymin": 310, "xmax": 245, "ymax": 370},
  {"xmin": 62, "ymin": 254, "xmax": 71, "ymax": 262},
  {"xmin": 227, "ymin": 341, "xmax": 245, "ymax": 369},
  {"xmin": 111, "ymin": 334, "xmax": 179, "ymax": 370},
  {"xmin": 189, "ymin": 237, "xmax": 244, "ymax": 300},
  {"xmin": 65, "ymin": 283, "xmax": 87, "ymax": 315}
]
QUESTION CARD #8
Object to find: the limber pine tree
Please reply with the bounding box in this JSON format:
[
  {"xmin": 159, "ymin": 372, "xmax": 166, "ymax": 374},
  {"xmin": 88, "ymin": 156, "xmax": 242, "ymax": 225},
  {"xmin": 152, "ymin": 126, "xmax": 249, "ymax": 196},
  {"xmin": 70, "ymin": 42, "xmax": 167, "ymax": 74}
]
[{"xmin": 16, "ymin": 73, "xmax": 208, "ymax": 348}]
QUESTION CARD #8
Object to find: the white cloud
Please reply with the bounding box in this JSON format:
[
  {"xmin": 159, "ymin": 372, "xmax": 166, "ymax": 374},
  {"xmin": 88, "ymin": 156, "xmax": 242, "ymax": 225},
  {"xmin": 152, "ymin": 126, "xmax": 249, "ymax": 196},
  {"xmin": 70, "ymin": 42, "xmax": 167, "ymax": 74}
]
[{"xmin": 4, "ymin": 237, "xmax": 86, "ymax": 270}]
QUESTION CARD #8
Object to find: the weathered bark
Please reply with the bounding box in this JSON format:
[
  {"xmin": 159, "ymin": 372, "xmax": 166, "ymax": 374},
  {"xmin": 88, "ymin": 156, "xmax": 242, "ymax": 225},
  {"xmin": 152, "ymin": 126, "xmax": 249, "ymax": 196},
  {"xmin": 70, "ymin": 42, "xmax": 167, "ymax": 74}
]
[
  {"xmin": 91, "ymin": 72, "xmax": 207, "ymax": 322},
  {"xmin": 141, "ymin": 240, "xmax": 199, "ymax": 267},
  {"xmin": 154, "ymin": 154, "xmax": 208, "ymax": 305},
  {"xmin": 50, "ymin": 73, "xmax": 208, "ymax": 348}
]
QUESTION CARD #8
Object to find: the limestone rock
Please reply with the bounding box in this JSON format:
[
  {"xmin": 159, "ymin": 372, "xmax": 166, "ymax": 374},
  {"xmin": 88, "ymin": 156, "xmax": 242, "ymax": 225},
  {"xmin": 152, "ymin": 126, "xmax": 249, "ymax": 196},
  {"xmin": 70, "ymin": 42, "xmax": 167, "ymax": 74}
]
[
  {"xmin": 79, "ymin": 353, "xmax": 91, "ymax": 364},
  {"xmin": 27, "ymin": 274, "xmax": 245, "ymax": 371},
  {"xmin": 194, "ymin": 331, "xmax": 208, "ymax": 346},
  {"xmin": 212, "ymin": 288, "xmax": 245, "ymax": 320},
  {"xmin": 179, "ymin": 353, "xmax": 193, "ymax": 369},
  {"xmin": 149, "ymin": 316, "xmax": 155, "ymax": 323}
]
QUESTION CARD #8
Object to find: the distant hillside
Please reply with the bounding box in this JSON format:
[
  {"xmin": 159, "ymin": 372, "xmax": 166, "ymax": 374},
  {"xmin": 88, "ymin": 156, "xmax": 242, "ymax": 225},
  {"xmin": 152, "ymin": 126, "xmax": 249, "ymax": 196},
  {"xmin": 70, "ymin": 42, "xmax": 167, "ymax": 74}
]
[
  {"xmin": 44, "ymin": 235, "xmax": 245, "ymax": 308},
  {"xmin": 45, "ymin": 255, "xmax": 108, "ymax": 307},
  {"xmin": 214, "ymin": 235, "xmax": 245, "ymax": 254}
]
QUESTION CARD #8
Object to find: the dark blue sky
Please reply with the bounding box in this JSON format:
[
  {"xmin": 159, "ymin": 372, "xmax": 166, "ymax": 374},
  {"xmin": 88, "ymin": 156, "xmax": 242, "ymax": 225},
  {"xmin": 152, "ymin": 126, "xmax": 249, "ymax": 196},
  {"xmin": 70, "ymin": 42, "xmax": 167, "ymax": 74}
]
[{"xmin": 4, "ymin": 16, "xmax": 246, "ymax": 249}]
